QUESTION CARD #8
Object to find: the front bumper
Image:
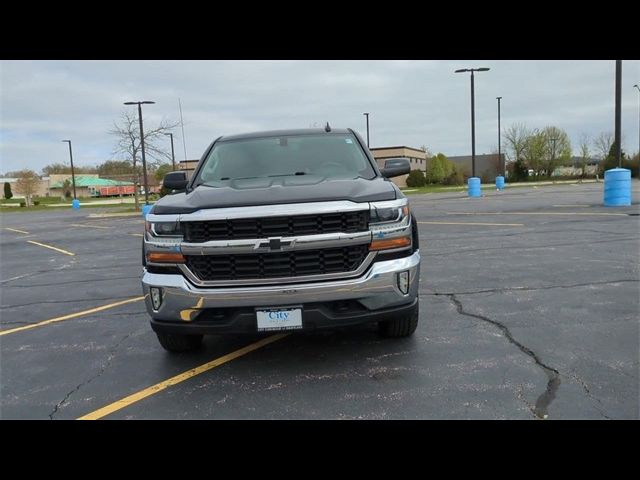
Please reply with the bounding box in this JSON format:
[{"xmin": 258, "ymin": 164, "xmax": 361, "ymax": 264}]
[{"xmin": 141, "ymin": 250, "xmax": 420, "ymax": 334}]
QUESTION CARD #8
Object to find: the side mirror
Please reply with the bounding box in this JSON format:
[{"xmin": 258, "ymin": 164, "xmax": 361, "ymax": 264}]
[
  {"xmin": 163, "ymin": 171, "xmax": 188, "ymax": 191},
  {"xmin": 380, "ymin": 158, "xmax": 411, "ymax": 178}
]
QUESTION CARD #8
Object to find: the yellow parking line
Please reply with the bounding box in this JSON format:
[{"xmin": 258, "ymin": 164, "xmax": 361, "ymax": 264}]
[
  {"xmin": 78, "ymin": 333, "xmax": 289, "ymax": 420},
  {"xmin": 419, "ymin": 221, "xmax": 523, "ymax": 227},
  {"xmin": 27, "ymin": 240, "xmax": 75, "ymax": 256},
  {"xmin": 446, "ymin": 212, "xmax": 629, "ymax": 217},
  {"xmin": 0, "ymin": 296, "xmax": 145, "ymax": 337},
  {"xmin": 5, "ymin": 227, "xmax": 30, "ymax": 234},
  {"xmin": 129, "ymin": 233, "xmax": 144, "ymax": 237},
  {"xmin": 70, "ymin": 223, "xmax": 112, "ymax": 229}
]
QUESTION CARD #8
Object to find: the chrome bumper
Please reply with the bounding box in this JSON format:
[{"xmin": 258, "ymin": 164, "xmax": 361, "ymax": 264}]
[{"xmin": 141, "ymin": 251, "xmax": 420, "ymax": 322}]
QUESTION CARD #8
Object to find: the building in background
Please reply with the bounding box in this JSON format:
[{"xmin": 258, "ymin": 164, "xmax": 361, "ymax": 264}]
[
  {"xmin": 369, "ymin": 146, "xmax": 428, "ymax": 188},
  {"xmin": 178, "ymin": 160, "xmax": 200, "ymax": 179},
  {"xmin": 49, "ymin": 174, "xmax": 135, "ymax": 198},
  {"xmin": 0, "ymin": 177, "xmax": 50, "ymax": 198}
]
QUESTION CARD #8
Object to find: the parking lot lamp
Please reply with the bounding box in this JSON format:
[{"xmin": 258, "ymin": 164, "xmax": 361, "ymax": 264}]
[
  {"xmin": 455, "ymin": 67, "xmax": 490, "ymax": 178},
  {"xmin": 61, "ymin": 140, "xmax": 77, "ymax": 200}
]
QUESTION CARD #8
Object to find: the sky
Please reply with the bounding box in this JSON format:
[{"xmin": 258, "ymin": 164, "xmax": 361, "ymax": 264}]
[{"xmin": 1, "ymin": 60, "xmax": 639, "ymax": 174}]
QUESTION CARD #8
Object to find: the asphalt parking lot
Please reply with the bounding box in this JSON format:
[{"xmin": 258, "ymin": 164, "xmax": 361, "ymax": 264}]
[{"xmin": 1, "ymin": 181, "xmax": 638, "ymax": 420}]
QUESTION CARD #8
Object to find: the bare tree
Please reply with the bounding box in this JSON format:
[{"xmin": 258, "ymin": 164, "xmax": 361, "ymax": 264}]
[
  {"xmin": 420, "ymin": 145, "xmax": 433, "ymax": 158},
  {"xmin": 593, "ymin": 132, "xmax": 614, "ymax": 160},
  {"xmin": 15, "ymin": 169, "xmax": 40, "ymax": 206},
  {"xmin": 109, "ymin": 110, "xmax": 179, "ymax": 210},
  {"xmin": 578, "ymin": 133, "xmax": 591, "ymax": 179},
  {"xmin": 504, "ymin": 123, "xmax": 529, "ymax": 164}
]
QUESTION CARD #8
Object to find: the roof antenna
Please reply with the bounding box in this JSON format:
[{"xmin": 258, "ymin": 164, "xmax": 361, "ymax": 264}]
[{"xmin": 325, "ymin": 122, "xmax": 331, "ymax": 132}]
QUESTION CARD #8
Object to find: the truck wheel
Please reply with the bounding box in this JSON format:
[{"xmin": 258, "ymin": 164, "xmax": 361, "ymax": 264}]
[
  {"xmin": 379, "ymin": 300, "xmax": 419, "ymax": 338},
  {"xmin": 156, "ymin": 332, "xmax": 203, "ymax": 352}
]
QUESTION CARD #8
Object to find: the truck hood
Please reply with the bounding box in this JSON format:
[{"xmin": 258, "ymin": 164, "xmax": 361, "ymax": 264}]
[{"xmin": 152, "ymin": 175, "xmax": 398, "ymax": 214}]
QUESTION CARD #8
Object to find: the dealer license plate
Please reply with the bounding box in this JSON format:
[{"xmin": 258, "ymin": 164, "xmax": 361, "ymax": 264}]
[{"xmin": 256, "ymin": 307, "xmax": 303, "ymax": 331}]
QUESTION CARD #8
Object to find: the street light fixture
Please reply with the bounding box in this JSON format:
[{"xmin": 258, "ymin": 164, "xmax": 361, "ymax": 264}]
[
  {"xmin": 363, "ymin": 113, "xmax": 370, "ymax": 148},
  {"xmin": 124, "ymin": 101, "xmax": 155, "ymax": 205},
  {"xmin": 164, "ymin": 132, "xmax": 176, "ymax": 171},
  {"xmin": 61, "ymin": 140, "xmax": 77, "ymax": 200},
  {"xmin": 496, "ymin": 97, "xmax": 503, "ymax": 176},
  {"xmin": 455, "ymin": 67, "xmax": 490, "ymax": 178}
]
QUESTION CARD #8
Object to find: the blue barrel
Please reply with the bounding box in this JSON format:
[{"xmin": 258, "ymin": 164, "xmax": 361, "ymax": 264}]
[
  {"xmin": 142, "ymin": 204, "xmax": 154, "ymax": 217},
  {"xmin": 71, "ymin": 199, "xmax": 80, "ymax": 210},
  {"xmin": 495, "ymin": 175, "xmax": 505, "ymax": 191},
  {"xmin": 603, "ymin": 168, "xmax": 631, "ymax": 207},
  {"xmin": 467, "ymin": 177, "xmax": 481, "ymax": 197}
]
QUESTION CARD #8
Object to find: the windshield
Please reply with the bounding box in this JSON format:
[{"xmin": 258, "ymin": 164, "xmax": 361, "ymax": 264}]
[{"xmin": 195, "ymin": 133, "xmax": 376, "ymax": 185}]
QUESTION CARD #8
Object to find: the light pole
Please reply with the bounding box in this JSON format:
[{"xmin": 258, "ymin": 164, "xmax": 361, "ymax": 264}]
[
  {"xmin": 124, "ymin": 101, "xmax": 155, "ymax": 205},
  {"xmin": 496, "ymin": 96, "xmax": 503, "ymax": 176},
  {"xmin": 61, "ymin": 140, "xmax": 77, "ymax": 200},
  {"xmin": 634, "ymin": 84, "xmax": 639, "ymax": 177},
  {"xmin": 164, "ymin": 132, "xmax": 176, "ymax": 171},
  {"xmin": 614, "ymin": 60, "xmax": 622, "ymax": 168},
  {"xmin": 363, "ymin": 113, "xmax": 370, "ymax": 147},
  {"xmin": 455, "ymin": 67, "xmax": 490, "ymax": 178}
]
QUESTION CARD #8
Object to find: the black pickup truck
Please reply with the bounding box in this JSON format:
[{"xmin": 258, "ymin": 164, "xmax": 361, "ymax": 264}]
[{"xmin": 142, "ymin": 128, "xmax": 421, "ymax": 352}]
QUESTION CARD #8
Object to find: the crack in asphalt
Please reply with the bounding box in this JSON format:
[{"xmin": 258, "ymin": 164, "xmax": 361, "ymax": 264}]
[
  {"xmin": 0, "ymin": 265, "xmax": 72, "ymax": 285},
  {"xmin": 445, "ymin": 294, "xmax": 560, "ymax": 420},
  {"xmin": 424, "ymin": 279, "xmax": 638, "ymax": 297},
  {"xmin": 567, "ymin": 371, "xmax": 613, "ymax": 420},
  {"xmin": 48, "ymin": 330, "xmax": 139, "ymax": 420}
]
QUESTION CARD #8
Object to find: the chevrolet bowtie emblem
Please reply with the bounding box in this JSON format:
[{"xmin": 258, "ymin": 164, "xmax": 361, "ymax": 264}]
[{"xmin": 255, "ymin": 237, "xmax": 295, "ymax": 251}]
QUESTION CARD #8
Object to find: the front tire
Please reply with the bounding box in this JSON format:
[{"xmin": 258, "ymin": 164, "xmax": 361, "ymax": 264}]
[
  {"xmin": 156, "ymin": 332, "xmax": 203, "ymax": 352},
  {"xmin": 379, "ymin": 300, "xmax": 419, "ymax": 338}
]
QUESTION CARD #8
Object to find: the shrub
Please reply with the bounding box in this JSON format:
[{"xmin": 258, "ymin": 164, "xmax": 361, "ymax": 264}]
[
  {"xmin": 443, "ymin": 164, "xmax": 465, "ymax": 185},
  {"xmin": 507, "ymin": 158, "xmax": 529, "ymax": 182},
  {"xmin": 20, "ymin": 201, "xmax": 26, "ymax": 207},
  {"xmin": 406, "ymin": 169, "xmax": 426, "ymax": 187},
  {"xmin": 33, "ymin": 200, "xmax": 40, "ymax": 206},
  {"xmin": 4, "ymin": 182, "xmax": 12, "ymax": 200}
]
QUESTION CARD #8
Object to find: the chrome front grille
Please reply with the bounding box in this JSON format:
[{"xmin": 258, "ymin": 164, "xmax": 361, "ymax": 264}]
[{"xmin": 183, "ymin": 211, "xmax": 369, "ymax": 242}]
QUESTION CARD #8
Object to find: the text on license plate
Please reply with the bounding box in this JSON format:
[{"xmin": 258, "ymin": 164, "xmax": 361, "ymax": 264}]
[{"xmin": 256, "ymin": 308, "xmax": 303, "ymax": 331}]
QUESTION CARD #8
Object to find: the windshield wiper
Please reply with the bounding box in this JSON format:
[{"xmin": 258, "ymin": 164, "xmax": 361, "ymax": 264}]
[
  {"xmin": 268, "ymin": 172, "xmax": 306, "ymax": 177},
  {"xmin": 219, "ymin": 176, "xmax": 264, "ymax": 181}
]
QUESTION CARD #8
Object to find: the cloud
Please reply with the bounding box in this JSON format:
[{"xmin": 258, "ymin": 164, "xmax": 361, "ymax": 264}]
[{"xmin": 1, "ymin": 60, "xmax": 638, "ymax": 174}]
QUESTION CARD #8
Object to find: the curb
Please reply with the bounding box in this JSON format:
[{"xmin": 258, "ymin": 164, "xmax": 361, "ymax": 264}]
[{"xmin": 88, "ymin": 212, "xmax": 141, "ymax": 218}]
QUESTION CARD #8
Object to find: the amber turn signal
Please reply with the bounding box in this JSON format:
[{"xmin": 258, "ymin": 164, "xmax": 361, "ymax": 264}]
[
  {"xmin": 147, "ymin": 252, "xmax": 185, "ymax": 263},
  {"xmin": 369, "ymin": 237, "xmax": 411, "ymax": 251}
]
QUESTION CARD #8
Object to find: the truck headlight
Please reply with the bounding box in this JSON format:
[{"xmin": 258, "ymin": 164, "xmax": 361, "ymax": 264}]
[
  {"xmin": 369, "ymin": 200, "xmax": 412, "ymax": 251},
  {"xmin": 145, "ymin": 221, "xmax": 183, "ymax": 237},
  {"xmin": 369, "ymin": 204, "xmax": 409, "ymax": 224}
]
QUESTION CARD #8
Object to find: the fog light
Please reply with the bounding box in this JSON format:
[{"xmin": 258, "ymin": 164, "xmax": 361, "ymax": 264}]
[
  {"xmin": 150, "ymin": 287, "xmax": 163, "ymax": 310},
  {"xmin": 397, "ymin": 271, "xmax": 409, "ymax": 294}
]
